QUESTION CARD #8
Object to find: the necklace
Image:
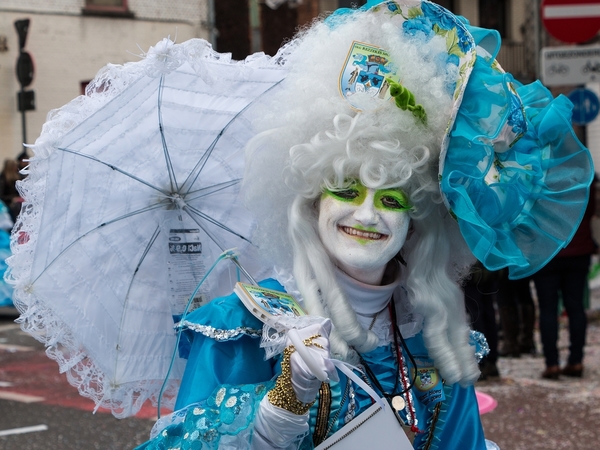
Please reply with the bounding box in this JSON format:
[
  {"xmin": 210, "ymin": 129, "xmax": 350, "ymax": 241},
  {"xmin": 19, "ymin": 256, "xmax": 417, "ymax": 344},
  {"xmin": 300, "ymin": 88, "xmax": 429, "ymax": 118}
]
[
  {"xmin": 358, "ymin": 302, "xmax": 421, "ymax": 433},
  {"xmin": 367, "ymin": 308, "xmax": 385, "ymax": 330}
]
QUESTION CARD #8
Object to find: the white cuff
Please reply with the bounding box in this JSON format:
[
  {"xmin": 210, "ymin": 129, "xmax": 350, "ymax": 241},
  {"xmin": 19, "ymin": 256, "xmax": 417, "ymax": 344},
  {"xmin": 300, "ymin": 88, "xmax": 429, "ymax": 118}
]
[{"xmin": 251, "ymin": 396, "xmax": 310, "ymax": 449}]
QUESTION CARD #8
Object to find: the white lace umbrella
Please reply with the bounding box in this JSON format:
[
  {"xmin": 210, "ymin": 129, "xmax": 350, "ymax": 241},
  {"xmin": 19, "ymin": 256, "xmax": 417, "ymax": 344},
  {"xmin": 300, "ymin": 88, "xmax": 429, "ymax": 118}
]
[{"xmin": 8, "ymin": 39, "xmax": 288, "ymax": 418}]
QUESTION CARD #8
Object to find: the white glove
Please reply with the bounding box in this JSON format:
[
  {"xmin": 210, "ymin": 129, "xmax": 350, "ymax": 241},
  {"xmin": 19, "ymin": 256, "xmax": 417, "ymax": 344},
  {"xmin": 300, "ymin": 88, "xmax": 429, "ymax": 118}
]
[
  {"xmin": 252, "ymin": 397, "xmax": 309, "ymax": 449},
  {"xmin": 287, "ymin": 319, "xmax": 338, "ymax": 404}
]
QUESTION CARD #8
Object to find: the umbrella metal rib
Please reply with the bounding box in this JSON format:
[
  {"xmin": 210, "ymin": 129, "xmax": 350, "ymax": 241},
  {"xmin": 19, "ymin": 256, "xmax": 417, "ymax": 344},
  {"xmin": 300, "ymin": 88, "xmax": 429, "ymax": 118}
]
[
  {"xmin": 30, "ymin": 202, "xmax": 168, "ymax": 285},
  {"xmin": 180, "ymin": 78, "xmax": 285, "ymax": 198},
  {"xmin": 184, "ymin": 178, "xmax": 241, "ymax": 201},
  {"xmin": 114, "ymin": 225, "xmax": 162, "ymax": 377},
  {"xmin": 182, "ymin": 205, "xmax": 257, "ymax": 285},
  {"xmin": 184, "ymin": 204, "xmax": 252, "ymax": 243},
  {"xmin": 56, "ymin": 147, "xmax": 171, "ymax": 196},
  {"xmin": 157, "ymin": 75, "xmax": 179, "ymax": 194}
]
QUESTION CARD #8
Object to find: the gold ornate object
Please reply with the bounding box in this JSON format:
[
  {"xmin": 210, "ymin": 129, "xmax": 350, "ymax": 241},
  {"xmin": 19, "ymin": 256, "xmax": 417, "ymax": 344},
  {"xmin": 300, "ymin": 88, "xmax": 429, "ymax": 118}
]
[
  {"xmin": 302, "ymin": 334, "xmax": 324, "ymax": 349},
  {"xmin": 421, "ymin": 402, "xmax": 442, "ymax": 450},
  {"xmin": 313, "ymin": 383, "xmax": 332, "ymax": 446},
  {"xmin": 268, "ymin": 346, "xmax": 316, "ymax": 415}
]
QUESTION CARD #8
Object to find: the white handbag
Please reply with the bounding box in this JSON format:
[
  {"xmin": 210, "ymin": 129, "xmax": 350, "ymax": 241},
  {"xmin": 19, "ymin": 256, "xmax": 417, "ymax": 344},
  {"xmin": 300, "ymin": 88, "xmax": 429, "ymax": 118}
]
[
  {"xmin": 314, "ymin": 401, "xmax": 413, "ymax": 449},
  {"xmin": 315, "ymin": 362, "xmax": 414, "ymax": 450}
]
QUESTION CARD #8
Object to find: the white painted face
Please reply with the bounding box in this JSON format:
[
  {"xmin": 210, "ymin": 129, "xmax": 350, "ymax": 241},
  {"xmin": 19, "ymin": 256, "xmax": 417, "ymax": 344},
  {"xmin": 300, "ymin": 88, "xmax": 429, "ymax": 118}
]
[{"xmin": 318, "ymin": 181, "xmax": 411, "ymax": 284}]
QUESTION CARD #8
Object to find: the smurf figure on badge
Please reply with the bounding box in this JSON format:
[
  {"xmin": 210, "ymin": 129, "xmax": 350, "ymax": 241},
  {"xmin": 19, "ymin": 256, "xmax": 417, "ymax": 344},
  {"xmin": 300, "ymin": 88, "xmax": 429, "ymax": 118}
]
[{"xmin": 134, "ymin": 1, "xmax": 591, "ymax": 449}]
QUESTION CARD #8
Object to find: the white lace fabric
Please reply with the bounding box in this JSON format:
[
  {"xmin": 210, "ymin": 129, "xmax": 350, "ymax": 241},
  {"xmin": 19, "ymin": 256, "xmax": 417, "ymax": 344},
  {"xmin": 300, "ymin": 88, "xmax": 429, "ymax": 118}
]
[{"xmin": 7, "ymin": 38, "xmax": 291, "ymax": 418}]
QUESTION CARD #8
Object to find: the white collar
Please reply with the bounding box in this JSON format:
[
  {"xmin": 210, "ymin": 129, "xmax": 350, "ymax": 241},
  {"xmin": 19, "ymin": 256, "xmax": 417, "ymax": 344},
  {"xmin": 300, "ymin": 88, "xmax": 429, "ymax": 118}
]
[
  {"xmin": 334, "ymin": 262, "xmax": 401, "ymax": 316},
  {"xmin": 334, "ymin": 261, "xmax": 423, "ymax": 343}
]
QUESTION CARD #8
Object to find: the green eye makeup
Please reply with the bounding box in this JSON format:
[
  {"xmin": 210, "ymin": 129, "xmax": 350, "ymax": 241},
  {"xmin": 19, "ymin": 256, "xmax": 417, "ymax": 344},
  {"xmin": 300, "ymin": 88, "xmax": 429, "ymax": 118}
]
[
  {"xmin": 374, "ymin": 189, "xmax": 411, "ymax": 211},
  {"xmin": 322, "ymin": 182, "xmax": 411, "ymax": 211},
  {"xmin": 323, "ymin": 183, "xmax": 366, "ymax": 205}
]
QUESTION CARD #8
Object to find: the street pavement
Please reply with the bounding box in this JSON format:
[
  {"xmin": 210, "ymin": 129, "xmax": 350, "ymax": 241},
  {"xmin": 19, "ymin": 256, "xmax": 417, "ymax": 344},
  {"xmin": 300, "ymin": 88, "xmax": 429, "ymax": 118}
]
[
  {"xmin": 0, "ymin": 309, "xmax": 154, "ymax": 449},
  {"xmin": 477, "ymin": 285, "xmax": 600, "ymax": 450},
  {"xmin": 2, "ymin": 284, "xmax": 600, "ymax": 449}
]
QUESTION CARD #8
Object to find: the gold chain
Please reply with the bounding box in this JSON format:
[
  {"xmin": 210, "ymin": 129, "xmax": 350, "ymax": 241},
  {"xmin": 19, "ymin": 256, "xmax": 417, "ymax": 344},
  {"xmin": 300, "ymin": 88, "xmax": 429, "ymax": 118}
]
[{"xmin": 268, "ymin": 345, "xmax": 317, "ymax": 415}]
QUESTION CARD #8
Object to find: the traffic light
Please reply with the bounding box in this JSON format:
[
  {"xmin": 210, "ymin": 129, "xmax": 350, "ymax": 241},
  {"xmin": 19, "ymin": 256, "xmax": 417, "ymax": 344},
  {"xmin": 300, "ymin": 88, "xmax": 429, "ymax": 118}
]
[
  {"xmin": 14, "ymin": 18, "xmax": 35, "ymax": 111},
  {"xmin": 17, "ymin": 90, "xmax": 35, "ymax": 112},
  {"xmin": 16, "ymin": 51, "xmax": 34, "ymax": 88},
  {"xmin": 14, "ymin": 19, "xmax": 29, "ymax": 50},
  {"xmin": 14, "ymin": 18, "xmax": 34, "ymax": 147}
]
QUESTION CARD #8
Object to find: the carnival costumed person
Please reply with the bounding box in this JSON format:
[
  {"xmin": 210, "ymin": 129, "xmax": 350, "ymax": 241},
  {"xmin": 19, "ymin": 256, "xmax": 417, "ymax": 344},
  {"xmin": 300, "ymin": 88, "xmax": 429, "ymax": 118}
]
[{"xmin": 136, "ymin": 1, "xmax": 592, "ymax": 450}]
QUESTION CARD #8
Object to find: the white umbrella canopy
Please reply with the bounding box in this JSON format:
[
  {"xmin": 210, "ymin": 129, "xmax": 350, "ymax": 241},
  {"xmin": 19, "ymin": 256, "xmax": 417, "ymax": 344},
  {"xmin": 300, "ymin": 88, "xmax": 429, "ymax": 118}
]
[{"xmin": 8, "ymin": 38, "xmax": 288, "ymax": 418}]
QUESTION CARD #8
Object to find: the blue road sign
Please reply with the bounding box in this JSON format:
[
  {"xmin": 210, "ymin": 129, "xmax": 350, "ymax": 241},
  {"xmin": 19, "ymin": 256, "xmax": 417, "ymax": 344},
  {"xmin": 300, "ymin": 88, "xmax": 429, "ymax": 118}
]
[{"xmin": 567, "ymin": 88, "xmax": 600, "ymax": 125}]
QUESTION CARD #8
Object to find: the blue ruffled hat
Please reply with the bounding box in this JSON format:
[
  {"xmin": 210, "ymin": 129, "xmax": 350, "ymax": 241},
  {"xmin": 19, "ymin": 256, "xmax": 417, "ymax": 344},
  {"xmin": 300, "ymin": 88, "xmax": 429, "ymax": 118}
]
[{"xmin": 330, "ymin": 0, "xmax": 594, "ymax": 279}]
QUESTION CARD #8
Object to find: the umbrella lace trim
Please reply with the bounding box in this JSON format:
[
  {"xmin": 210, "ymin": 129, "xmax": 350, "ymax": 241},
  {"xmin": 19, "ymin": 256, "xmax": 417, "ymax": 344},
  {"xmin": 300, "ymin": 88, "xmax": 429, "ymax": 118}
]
[
  {"xmin": 7, "ymin": 37, "xmax": 291, "ymax": 418},
  {"xmin": 13, "ymin": 295, "xmax": 180, "ymax": 418}
]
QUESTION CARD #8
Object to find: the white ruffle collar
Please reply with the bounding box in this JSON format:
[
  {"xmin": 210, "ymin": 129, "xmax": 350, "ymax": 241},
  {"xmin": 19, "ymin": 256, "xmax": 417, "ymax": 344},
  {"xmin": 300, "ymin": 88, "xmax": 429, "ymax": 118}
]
[
  {"xmin": 335, "ymin": 265, "xmax": 400, "ymax": 316},
  {"xmin": 334, "ymin": 263, "xmax": 423, "ymax": 343}
]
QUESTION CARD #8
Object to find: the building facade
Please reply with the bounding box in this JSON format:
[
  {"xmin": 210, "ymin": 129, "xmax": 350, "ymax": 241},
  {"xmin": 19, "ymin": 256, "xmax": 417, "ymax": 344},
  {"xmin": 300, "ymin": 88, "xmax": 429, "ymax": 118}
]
[
  {"xmin": 0, "ymin": 0, "xmax": 209, "ymax": 160},
  {"xmin": 0, "ymin": 0, "xmax": 538, "ymax": 162}
]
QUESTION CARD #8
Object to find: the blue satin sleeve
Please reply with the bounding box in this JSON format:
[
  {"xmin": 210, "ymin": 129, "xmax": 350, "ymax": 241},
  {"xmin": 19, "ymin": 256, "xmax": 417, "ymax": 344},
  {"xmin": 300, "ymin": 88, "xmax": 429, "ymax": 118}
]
[
  {"xmin": 174, "ymin": 279, "xmax": 282, "ymax": 409},
  {"xmin": 135, "ymin": 280, "xmax": 283, "ymax": 449},
  {"xmin": 174, "ymin": 330, "xmax": 276, "ymax": 410}
]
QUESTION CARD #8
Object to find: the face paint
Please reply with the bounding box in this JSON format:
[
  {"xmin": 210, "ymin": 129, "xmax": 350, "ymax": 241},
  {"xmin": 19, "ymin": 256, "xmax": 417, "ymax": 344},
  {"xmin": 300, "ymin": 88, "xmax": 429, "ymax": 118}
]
[{"xmin": 318, "ymin": 181, "xmax": 411, "ymax": 284}]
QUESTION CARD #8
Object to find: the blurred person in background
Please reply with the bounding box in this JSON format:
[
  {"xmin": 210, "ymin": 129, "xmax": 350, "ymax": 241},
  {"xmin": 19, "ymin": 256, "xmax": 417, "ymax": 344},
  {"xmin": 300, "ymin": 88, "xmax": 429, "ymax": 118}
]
[
  {"xmin": 0, "ymin": 151, "xmax": 27, "ymax": 226},
  {"xmin": 464, "ymin": 262, "xmax": 501, "ymax": 380},
  {"xmin": 533, "ymin": 175, "xmax": 598, "ymax": 379},
  {"xmin": 496, "ymin": 274, "xmax": 537, "ymax": 358}
]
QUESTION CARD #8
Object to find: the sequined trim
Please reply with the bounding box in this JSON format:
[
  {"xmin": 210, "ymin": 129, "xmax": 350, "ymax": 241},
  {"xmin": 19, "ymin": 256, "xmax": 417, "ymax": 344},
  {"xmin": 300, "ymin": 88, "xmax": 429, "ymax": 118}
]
[
  {"xmin": 328, "ymin": 377, "xmax": 350, "ymax": 438},
  {"xmin": 469, "ymin": 330, "xmax": 490, "ymax": 363},
  {"xmin": 344, "ymin": 383, "xmax": 356, "ymax": 424},
  {"xmin": 397, "ymin": 349, "xmax": 418, "ymax": 429},
  {"xmin": 177, "ymin": 321, "xmax": 262, "ymax": 341}
]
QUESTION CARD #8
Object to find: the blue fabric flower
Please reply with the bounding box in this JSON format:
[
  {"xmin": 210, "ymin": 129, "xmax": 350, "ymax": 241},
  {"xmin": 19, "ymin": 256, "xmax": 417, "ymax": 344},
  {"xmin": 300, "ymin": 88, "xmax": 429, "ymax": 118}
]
[
  {"xmin": 403, "ymin": 16, "xmax": 434, "ymax": 40},
  {"xmin": 469, "ymin": 330, "xmax": 490, "ymax": 363},
  {"xmin": 386, "ymin": 1, "xmax": 399, "ymax": 13},
  {"xmin": 507, "ymin": 92, "xmax": 527, "ymax": 135},
  {"xmin": 456, "ymin": 27, "xmax": 473, "ymax": 53},
  {"xmin": 422, "ymin": 1, "xmax": 455, "ymax": 30}
]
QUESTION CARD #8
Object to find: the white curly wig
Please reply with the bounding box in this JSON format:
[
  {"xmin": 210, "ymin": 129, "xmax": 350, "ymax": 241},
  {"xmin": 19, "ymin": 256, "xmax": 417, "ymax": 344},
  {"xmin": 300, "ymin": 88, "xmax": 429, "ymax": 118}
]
[{"xmin": 244, "ymin": 8, "xmax": 478, "ymax": 385}]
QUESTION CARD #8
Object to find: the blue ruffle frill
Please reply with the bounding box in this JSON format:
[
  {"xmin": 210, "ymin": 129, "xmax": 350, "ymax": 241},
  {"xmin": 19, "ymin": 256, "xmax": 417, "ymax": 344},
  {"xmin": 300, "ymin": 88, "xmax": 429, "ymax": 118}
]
[{"xmin": 441, "ymin": 24, "xmax": 594, "ymax": 279}]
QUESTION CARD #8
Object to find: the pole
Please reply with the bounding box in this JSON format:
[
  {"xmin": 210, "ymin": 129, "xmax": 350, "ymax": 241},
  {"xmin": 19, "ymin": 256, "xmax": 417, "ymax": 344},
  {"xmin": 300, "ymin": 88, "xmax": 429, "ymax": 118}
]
[
  {"xmin": 20, "ymin": 86, "xmax": 27, "ymax": 150},
  {"xmin": 14, "ymin": 19, "xmax": 31, "ymax": 152},
  {"xmin": 207, "ymin": 0, "xmax": 217, "ymax": 48},
  {"xmin": 249, "ymin": 0, "xmax": 262, "ymax": 53},
  {"xmin": 533, "ymin": 0, "xmax": 540, "ymax": 80}
]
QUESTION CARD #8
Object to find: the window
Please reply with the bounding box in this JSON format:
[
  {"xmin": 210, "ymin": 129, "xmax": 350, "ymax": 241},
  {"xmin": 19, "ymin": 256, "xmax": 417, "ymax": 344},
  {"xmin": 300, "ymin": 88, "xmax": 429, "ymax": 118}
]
[
  {"xmin": 479, "ymin": 0, "xmax": 506, "ymax": 37},
  {"xmin": 86, "ymin": 0, "xmax": 126, "ymax": 7},
  {"xmin": 338, "ymin": 0, "xmax": 367, "ymax": 8},
  {"xmin": 82, "ymin": 0, "xmax": 133, "ymax": 17},
  {"xmin": 436, "ymin": 0, "xmax": 455, "ymax": 12}
]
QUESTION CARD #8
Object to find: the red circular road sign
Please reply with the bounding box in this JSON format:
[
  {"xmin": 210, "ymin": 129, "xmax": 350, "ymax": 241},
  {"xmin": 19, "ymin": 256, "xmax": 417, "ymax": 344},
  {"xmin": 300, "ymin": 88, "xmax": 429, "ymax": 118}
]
[{"xmin": 542, "ymin": 0, "xmax": 600, "ymax": 43}]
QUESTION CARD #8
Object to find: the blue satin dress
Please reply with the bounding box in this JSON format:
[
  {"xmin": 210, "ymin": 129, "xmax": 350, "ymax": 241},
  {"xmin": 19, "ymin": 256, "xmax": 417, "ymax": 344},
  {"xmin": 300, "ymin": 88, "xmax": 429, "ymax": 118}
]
[{"xmin": 136, "ymin": 279, "xmax": 487, "ymax": 450}]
